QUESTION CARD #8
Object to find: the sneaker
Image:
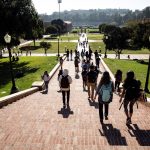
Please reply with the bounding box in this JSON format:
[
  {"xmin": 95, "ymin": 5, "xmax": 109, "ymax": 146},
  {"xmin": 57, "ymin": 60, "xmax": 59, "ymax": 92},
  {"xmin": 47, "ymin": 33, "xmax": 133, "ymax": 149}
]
[
  {"xmin": 105, "ymin": 116, "xmax": 108, "ymax": 120},
  {"xmin": 126, "ymin": 118, "xmax": 132, "ymax": 125}
]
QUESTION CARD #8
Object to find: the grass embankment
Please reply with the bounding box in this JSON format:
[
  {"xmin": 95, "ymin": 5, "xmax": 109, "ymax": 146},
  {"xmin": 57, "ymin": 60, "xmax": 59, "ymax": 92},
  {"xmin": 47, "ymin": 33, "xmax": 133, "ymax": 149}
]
[
  {"xmin": 0, "ymin": 56, "xmax": 57, "ymax": 97},
  {"xmin": 103, "ymin": 58, "xmax": 150, "ymax": 97}
]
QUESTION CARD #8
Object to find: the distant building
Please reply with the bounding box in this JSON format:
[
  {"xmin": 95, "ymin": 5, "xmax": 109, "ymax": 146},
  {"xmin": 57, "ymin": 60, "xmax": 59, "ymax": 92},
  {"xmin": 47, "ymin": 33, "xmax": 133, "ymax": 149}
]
[{"xmin": 64, "ymin": 21, "xmax": 72, "ymax": 32}]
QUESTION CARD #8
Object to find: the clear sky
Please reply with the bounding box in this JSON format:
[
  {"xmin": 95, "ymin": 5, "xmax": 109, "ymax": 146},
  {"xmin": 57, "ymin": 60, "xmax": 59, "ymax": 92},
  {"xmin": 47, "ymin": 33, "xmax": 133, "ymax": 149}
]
[{"xmin": 32, "ymin": 0, "xmax": 150, "ymax": 15}]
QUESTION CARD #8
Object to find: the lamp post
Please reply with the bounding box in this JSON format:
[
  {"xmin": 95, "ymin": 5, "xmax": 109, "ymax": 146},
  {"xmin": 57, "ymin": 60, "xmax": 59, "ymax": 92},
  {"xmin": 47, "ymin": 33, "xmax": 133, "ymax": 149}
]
[
  {"xmin": 57, "ymin": 37, "xmax": 60, "ymax": 58},
  {"xmin": 4, "ymin": 33, "xmax": 18, "ymax": 94},
  {"xmin": 144, "ymin": 36, "xmax": 150, "ymax": 92},
  {"xmin": 58, "ymin": 0, "xmax": 62, "ymax": 19},
  {"xmin": 57, "ymin": 0, "xmax": 62, "ymax": 59},
  {"xmin": 104, "ymin": 35, "xmax": 108, "ymax": 58}
]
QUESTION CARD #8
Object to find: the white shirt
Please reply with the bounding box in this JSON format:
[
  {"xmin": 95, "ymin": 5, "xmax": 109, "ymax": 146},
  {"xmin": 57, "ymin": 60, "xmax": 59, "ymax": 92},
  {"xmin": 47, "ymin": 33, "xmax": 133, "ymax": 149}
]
[{"xmin": 43, "ymin": 75, "xmax": 50, "ymax": 82}]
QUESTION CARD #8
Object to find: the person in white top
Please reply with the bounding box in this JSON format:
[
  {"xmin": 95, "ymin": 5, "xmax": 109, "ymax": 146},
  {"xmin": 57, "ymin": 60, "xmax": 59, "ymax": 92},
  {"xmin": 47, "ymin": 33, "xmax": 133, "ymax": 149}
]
[
  {"xmin": 59, "ymin": 69, "xmax": 72, "ymax": 109},
  {"xmin": 41, "ymin": 71, "xmax": 50, "ymax": 93}
]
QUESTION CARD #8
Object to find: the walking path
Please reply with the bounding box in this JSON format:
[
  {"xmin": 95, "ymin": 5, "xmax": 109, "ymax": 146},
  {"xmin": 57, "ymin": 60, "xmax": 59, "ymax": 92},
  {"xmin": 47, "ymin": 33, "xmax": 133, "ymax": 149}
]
[
  {"xmin": 0, "ymin": 34, "xmax": 150, "ymax": 149},
  {"xmin": 0, "ymin": 55, "xmax": 150, "ymax": 150},
  {"xmin": 2, "ymin": 53, "xmax": 149, "ymax": 60}
]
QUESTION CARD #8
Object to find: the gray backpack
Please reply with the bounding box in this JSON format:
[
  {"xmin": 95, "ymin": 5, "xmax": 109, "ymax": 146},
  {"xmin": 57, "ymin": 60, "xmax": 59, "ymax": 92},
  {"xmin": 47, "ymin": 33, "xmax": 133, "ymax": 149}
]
[{"xmin": 99, "ymin": 81, "xmax": 112, "ymax": 103}]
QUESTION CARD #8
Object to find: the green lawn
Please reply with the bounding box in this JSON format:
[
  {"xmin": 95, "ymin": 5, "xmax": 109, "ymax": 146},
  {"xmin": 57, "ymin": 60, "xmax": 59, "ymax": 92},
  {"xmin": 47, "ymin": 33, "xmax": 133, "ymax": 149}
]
[
  {"xmin": 89, "ymin": 42, "xmax": 105, "ymax": 52},
  {"xmin": 43, "ymin": 33, "xmax": 79, "ymax": 41},
  {"xmin": 0, "ymin": 56, "xmax": 57, "ymax": 97},
  {"xmin": 87, "ymin": 33, "xmax": 104, "ymax": 40},
  {"xmin": 22, "ymin": 42, "xmax": 77, "ymax": 53},
  {"xmin": 103, "ymin": 58, "xmax": 150, "ymax": 97}
]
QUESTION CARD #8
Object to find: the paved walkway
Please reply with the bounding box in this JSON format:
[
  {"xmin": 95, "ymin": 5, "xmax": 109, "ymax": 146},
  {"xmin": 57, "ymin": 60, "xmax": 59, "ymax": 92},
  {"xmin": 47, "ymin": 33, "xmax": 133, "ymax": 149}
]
[{"xmin": 0, "ymin": 56, "xmax": 150, "ymax": 150}]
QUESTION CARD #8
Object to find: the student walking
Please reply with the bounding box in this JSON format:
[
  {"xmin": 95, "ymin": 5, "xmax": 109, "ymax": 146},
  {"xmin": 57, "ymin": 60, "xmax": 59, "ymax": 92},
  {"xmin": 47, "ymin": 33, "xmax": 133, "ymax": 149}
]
[
  {"xmin": 59, "ymin": 57, "xmax": 63, "ymax": 69},
  {"xmin": 81, "ymin": 68, "xmax": 88, "ymax": 91},
  {"xmin": 41, "ymin": 71, "xmax": 50, "ymax": 93},
  {"xmin": 119, "ymin": 71, "xmax": 141, "ymax": 125},
  {"xmin": 70, "ymin": 50, "xmax": 73, "ymax": 61},
  {"xmin": 66, "ymin": 49, "xmax": 69, "ymax": 61},
  {"xmin": 74, "ymin": 57, "xmax": 80, "ymax": 73},
  {"xmin": 114, "ymin": 69, "xmax": 122, "ymax": 93},
  {"xmin": 87, "ymin": 65, "xmax": 97, "ymax": 101},
  {"xmin": 59, "ymin": 69, "xmax": 72, "ymax": 109},
  {"xmin": 94, "ymin": 71, "xmax": 114, "ymax": 124},
  {"xmin": 96, "ymin": 56, "xmax": 100, "ymax": 69}
]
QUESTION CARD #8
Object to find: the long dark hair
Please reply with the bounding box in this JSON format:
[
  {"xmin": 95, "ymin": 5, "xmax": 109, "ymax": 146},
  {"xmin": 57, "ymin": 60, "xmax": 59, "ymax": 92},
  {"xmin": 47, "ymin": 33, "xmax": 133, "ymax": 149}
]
[
  {"xmin": 124, "ymin": 70, "xmax": 135, "ymax": 83},
  {"xmin": 99, "ymin": 71, "xmax": 111, "ymax": 86},
  {"xmin": 44, "ymin": 71, "xmax": 49, "ymax": 77}
]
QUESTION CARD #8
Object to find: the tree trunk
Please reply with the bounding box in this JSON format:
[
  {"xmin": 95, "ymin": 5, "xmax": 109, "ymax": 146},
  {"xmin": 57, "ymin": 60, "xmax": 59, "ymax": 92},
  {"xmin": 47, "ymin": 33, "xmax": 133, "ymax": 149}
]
[
  {"xmin": 0, "ymin": 50, "xmax": 2, "ymax": 59},
  {"xmin": 33, "ymin": 39, "xmax": 35, "ymax": 47}
]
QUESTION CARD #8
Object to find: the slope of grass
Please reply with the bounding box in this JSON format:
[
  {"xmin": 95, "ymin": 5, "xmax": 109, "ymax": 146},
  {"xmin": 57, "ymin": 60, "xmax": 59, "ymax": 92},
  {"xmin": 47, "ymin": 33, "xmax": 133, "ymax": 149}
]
[
  {"xmin": 0, "ymin": 56, "xmax": 57, "ymax": 97},
  {"xmin": 103, "ymin": 58, "xmax": 150, "ymax": 97}
]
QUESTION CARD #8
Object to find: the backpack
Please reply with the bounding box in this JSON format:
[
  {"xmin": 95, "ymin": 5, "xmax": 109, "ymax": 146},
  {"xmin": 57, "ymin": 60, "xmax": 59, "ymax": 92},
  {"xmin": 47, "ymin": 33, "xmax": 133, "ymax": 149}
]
[
  {"xmin": 74, "ymin": 59, "xmax": 79, "ymax": 66},
  {"xmin": 88, "ymin": 71, "xmax": 97, "ymax": 83},
  {"xmin": 124, "ymin": 80, "xmax": 140, "ymax": 101},
  {"xmin": 82, "ymin": 71, "xmax": 87, "ymax": 81},
  {"xmin": 99, "ymin": 81, "xmax": 113, "ymax": 103},
  {"xmin": 61, "ymin": 75, "xmax": 69, "ymax": 88},
  {"xmin": 82, "ymin": 64, "xmax": 87, "ymax": 70}
]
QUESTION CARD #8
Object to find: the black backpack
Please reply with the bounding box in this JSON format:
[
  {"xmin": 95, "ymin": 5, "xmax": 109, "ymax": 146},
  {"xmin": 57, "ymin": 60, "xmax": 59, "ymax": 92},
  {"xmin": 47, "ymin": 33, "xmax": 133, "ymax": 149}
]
[
  {"xmin": 61, "ymin": 75, "xmax": 69, "ymax": 88},
  {"xmin": 88, "ymin": 71, "xmax": 97, "ymax": 83},
  {"xmin": 124, "ymin": 80, "xmax": 141, "ymax": 101},
  {"xmin": 82, "ymin": 71, "xmax": 87, "ymax": 81}
]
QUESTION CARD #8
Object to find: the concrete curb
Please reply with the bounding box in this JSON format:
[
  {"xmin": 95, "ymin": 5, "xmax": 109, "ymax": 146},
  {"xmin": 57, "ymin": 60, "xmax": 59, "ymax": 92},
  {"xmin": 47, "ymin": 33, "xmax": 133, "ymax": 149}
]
[
  {"xmin": 100, "ymin": 57, "xmax": 115, "ymax": 83},
  {"xmin": 100, "ymin": 57, "xmax": 150, "ymax": 102},
  {"xmin": 0, "ymin": 87, "xmax": 38, "ymax": 108},
  {"xmin": 0, "ymin": 55, "xmax": 66, "ymax": 108}
]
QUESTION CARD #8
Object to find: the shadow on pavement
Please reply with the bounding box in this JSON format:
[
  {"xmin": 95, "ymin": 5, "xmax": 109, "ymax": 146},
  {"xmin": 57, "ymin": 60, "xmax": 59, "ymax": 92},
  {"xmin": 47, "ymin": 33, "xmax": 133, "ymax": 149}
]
[
  {"xmin": 127, "ymin": 124, "xmax": 150, "ymax": 146},
  {"xmin": 58, "ymin": 107, "xmax": 74, "ymax": 118},
  {"xmin": 99, "ymin": 123, "xmax": 127, "ymax": 145},
  {"xmin": 88, "ymin": 99, "xmax": 99, "ymax": 109}
]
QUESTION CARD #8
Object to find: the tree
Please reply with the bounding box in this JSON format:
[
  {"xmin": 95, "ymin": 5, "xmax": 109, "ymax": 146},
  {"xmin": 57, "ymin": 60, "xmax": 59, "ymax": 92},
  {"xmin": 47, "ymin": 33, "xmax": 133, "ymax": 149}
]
[
  {"xmin": 103, "ymin": 25, "xmax": 129, "ymax": 59},
  {"xmin": 40, "ymin": 42, "xmax": 51, "ymax": 55},
  {"xmin": 45, "ymin": 25, "xmax": 58, "ymax": 34},
  {"xmin": 51, "ymin": 19, "xmax": 65, "ymax": 34},
  {"xmin": 0, "ymin": 0, "xmax": 44, "ymax": 47}
]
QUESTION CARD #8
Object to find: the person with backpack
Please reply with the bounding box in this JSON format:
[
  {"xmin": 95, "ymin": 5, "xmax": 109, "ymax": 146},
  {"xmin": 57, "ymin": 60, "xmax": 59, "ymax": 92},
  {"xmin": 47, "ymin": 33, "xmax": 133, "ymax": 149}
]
[
  {"xmin": 81, "ymin": 67, "xmax": 88, "ymax": 91},
  {"xmin": 94, "ymin": 71, "xmax": 114, "ymax": 124},
  {"xmin": 41, "ymin": 71, "xmax": 50, "ymax": 93},
  {"xmin": 119, "ymin": 71, "xmax": 141, "ymax": 125},
  {"xmin": 87, "ymin": 65, "xmax": 97, "ymax": 101},
  {"xmin": 59, "ymin": 69, "xmax": 72, "ymax": 109}
]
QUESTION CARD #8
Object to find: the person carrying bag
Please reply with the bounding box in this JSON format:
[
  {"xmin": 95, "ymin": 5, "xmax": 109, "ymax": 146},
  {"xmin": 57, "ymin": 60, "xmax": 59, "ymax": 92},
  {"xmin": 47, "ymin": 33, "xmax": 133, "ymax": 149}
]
[{"xmin": 94, "ymin": 71, "xmax": 114, "ymax": 124}]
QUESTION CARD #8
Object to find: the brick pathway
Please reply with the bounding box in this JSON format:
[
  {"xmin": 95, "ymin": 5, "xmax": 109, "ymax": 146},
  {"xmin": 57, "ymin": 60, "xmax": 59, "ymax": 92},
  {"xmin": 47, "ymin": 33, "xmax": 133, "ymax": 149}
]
[{"xmin": 0, "ymin": 58, "xmax": 150, "ymax": 150}]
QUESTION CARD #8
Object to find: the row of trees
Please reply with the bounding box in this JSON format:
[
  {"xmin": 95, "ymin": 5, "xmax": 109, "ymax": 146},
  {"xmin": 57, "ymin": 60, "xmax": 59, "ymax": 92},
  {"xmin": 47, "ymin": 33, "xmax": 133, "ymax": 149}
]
[
  {"xmin": 0, "ymin": 0, "xmax": 44, "ymax": 48},
  {"xmin": 40, "ymin": 7, "xmax": 150, "ymax": 26},
  {"xmin": 100, "ymin": 22, "xmax": 150, "ymax": 59}
]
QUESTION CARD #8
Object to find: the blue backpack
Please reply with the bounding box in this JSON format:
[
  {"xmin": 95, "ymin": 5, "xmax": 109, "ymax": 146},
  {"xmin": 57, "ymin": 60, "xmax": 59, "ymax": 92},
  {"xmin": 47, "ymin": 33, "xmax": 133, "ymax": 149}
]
[{"xmin": 99, "ymin": 81, "xmax": 113, "ymax": 103}]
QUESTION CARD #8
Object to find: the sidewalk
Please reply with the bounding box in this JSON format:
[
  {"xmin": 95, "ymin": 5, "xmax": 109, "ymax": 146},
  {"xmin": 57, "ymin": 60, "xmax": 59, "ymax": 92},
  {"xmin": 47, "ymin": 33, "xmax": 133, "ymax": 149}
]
[{"xmin": 0, "ymin": 57, "xmax": 150, "ymax": 150}]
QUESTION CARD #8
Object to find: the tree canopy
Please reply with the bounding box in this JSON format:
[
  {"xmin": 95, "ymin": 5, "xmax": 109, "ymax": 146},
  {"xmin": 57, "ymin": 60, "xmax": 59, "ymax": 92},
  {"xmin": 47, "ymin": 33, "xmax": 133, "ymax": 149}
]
[{"xmin": 0, "ymin": 0, "xmax": 44, "ymax": 46}]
